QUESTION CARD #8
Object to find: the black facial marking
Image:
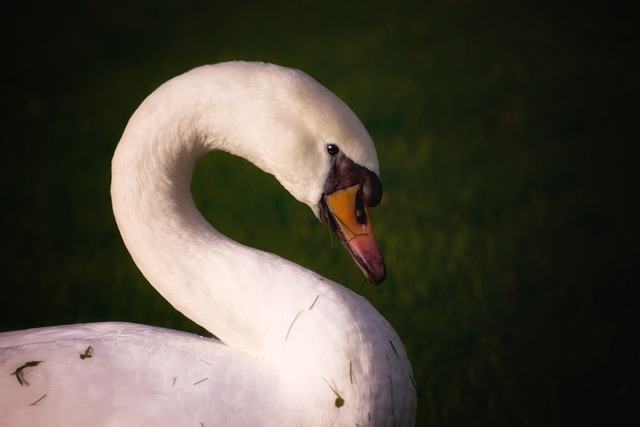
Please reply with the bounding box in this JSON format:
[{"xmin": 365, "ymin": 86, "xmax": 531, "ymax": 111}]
[
  {"xmin": 323, "ymin": 152, "xmax": 382, "ymax": 204},
  {"xmin": 319, "ymin": 151, "xmax": 383, "ymax": 227}
]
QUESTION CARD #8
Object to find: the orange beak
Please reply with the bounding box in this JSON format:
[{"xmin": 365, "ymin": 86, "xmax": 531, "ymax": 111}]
[{"xmin": 324, "ymin": 184, "xmax": 386, "ymax": 284}]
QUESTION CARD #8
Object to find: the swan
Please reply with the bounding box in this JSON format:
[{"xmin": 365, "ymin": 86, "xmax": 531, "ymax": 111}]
[{"xmin": 0, "ymin": 61, "xmax": 416, "ymax": 426}]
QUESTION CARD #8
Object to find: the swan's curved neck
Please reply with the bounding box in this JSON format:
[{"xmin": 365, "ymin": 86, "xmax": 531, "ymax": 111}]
[{"xmin": 111, "ymin": 67, "xmax": 335, "ymax": 359}]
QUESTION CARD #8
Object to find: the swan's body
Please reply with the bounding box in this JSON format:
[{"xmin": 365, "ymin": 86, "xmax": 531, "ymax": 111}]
[{"xmin": 0, "ymin": 62, "xmax": 416, "ymax": 426}]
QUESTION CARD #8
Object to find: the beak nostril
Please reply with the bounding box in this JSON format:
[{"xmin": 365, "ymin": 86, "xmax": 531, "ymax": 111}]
[{"xmin": 355, "ymin": 190, "xmax": 367, "ymax": 225}]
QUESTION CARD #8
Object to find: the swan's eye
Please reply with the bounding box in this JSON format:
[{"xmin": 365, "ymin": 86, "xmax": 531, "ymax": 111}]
[{"xmin": 326, "ymin": 144, "xmax": 340, "ymax": 156}]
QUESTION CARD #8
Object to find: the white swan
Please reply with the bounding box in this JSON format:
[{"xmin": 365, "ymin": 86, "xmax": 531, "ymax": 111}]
[{"xmin": 0, "ymin": 61, "xmax": 416, "ymax": 426}]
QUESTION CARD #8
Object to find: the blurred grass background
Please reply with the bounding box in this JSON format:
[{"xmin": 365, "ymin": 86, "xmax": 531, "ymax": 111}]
[{"xmin": 1, "ymin": 0, "xmax": 638, "ymax": 425}]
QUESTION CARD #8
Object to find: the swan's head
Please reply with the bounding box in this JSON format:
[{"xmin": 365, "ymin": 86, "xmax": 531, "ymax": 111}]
[
  {"xmin": 144, "ymin": 62, "xmax": 387, "ymax": 283},
  {"xmin": 242, "ymin": 63, "xmax": 387, "ymax": 285},
  {"xmin": 199, "ymin": 62, "xmax": 386, "ymax": 283}
]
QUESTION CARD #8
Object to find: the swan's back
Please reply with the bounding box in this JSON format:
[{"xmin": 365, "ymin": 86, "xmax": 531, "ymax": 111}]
[{"xmin": 0, "ymin": 323, "xmax": 277, "ymax": 426}]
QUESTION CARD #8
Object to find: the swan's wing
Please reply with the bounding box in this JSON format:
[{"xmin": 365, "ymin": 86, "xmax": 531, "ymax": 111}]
[{"xmin": 0, "ymin": 322, "xmax": 277, "ymax": 426}]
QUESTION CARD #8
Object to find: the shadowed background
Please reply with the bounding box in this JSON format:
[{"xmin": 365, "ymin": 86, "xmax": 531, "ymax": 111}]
[{"xmin": 1, "ymin": 0, "xmax": 638, "ymax": 425}]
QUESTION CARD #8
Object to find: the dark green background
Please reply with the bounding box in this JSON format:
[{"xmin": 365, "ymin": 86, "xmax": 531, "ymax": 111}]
[{"xmin": 1, "ymin": 1, "xmax": 638, "ymax": 425}]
